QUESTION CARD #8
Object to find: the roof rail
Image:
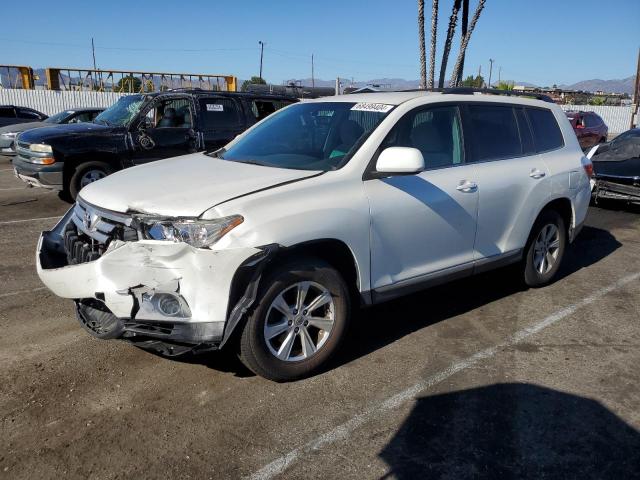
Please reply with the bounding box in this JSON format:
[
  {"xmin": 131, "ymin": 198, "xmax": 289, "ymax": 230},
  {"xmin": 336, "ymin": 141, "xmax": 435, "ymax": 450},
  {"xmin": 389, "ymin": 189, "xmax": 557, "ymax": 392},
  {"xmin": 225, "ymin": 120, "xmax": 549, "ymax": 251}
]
[{"xmin": 395, "ymin": 87, "xmax": 555, "ymax": 103}]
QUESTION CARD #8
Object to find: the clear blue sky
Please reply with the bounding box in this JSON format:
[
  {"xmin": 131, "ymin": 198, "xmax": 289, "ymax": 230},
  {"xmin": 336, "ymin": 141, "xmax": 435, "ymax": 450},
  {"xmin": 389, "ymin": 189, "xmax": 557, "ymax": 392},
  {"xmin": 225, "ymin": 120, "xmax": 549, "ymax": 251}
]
[{"xmin": 1, "ymin": 0, "xmax": 638, "ymax": 85}]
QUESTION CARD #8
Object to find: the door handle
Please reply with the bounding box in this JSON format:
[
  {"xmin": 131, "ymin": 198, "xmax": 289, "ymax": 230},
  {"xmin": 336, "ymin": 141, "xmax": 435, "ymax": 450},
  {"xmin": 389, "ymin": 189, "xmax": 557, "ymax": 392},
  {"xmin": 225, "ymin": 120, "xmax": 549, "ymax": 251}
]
[
  {"xmin": 456, "ymin": 180, "xmax": 477, "ymax": 192},
  {"xmin": 529, "ymin": 169, "xmax": 546, "ymax": 179}
]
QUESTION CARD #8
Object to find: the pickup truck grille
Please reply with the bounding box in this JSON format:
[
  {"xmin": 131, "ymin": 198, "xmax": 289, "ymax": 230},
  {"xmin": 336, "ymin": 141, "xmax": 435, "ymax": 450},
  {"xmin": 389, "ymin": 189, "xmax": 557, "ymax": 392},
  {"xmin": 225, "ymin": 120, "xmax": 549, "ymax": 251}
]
[{"xmin": 63, "ymin": 199, "xmax": 138, "ymax": 265}]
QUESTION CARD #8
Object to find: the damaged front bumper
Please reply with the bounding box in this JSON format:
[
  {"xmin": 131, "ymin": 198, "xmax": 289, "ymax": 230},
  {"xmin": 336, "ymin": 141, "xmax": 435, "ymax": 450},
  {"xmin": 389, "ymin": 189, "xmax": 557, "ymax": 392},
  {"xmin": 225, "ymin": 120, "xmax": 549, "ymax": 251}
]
[
  {"xmin": 593, "ymin": 176, "xmax": 640, "ymax": 203},
  {"xmin": 37, "ymin": 209, "xmax": 263, "ymax": 354}
]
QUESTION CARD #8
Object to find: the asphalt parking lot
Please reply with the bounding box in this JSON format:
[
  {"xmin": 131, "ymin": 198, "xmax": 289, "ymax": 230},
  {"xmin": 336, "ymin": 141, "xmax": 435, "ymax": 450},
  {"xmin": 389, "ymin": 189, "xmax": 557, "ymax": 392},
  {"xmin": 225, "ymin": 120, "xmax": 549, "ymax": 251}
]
[{"xmin": 1, "ymin": 154, "xmax": 639, "ymax": 479}]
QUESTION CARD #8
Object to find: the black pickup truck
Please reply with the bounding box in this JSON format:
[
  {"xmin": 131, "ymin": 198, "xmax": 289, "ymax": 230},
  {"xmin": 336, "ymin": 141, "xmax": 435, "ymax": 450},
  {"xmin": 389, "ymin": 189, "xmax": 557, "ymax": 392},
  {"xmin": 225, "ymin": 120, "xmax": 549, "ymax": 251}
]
[{"xmin": 13, "ymin": 90, "xmax": 296, "ymax": 199}]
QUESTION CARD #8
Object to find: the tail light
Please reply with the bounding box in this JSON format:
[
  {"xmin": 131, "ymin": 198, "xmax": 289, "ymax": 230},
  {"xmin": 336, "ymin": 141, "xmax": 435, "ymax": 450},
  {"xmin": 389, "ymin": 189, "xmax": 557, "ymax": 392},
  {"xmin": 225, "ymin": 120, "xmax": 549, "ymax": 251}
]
[{"xmin": 581, "ymin": 157, "xmax": 594, "ymax": 177}]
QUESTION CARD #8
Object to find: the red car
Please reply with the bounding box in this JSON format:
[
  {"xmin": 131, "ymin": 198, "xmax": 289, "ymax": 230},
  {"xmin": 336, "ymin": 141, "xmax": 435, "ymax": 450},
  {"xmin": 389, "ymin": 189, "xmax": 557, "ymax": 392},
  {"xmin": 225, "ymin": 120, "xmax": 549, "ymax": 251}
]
[{"xmin": 565, "ymin": 111, "xmax": 608, "ymax": 150}]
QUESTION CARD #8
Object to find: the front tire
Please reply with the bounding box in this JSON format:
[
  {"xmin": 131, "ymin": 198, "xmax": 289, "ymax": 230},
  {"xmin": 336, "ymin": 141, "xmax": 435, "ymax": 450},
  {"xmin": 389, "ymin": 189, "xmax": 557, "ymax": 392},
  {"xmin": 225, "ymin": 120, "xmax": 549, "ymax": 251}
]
[
  {"xmin": 68, "ymin": 161, "xmax": 113, "ymax": 200},
  {"xmin": 239, "ymin": 258, "xmax": 350, "ymax": 382},
  {"xmin": 523, "ymin": 210, "xmax": 567, "ymax": 287}
]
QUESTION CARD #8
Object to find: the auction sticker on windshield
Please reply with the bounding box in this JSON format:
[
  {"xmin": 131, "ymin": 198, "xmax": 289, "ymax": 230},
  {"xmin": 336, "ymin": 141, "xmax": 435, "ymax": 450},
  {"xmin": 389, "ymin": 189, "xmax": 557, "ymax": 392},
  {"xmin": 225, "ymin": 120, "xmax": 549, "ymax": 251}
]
[
  {"xmin": 206, "ymin": 104, "xmax": 224, "ymax": 112},
  {"xmin": 351, "ymin": 103, "xmax": 394, "ymax": 113}
]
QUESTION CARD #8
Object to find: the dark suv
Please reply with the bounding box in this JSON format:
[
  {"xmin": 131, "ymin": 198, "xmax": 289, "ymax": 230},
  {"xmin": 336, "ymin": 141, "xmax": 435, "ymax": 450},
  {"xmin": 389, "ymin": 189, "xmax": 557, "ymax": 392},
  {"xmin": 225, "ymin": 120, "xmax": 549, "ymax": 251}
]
[
  {"xmin": 13, "ymin": 91, "xmax": 296, "ymax": 199},
  {"xmin": 565, "ymin": 111, "xmax": 608, "ymax": 150}
]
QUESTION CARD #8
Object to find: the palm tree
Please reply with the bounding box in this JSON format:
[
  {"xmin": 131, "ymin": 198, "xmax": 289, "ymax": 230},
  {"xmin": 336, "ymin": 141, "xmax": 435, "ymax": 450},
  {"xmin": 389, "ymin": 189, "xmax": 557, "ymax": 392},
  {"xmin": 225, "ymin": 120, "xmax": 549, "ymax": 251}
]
[
  {"xmin": 427, "ymin": 0, "xmax": 439, "ymax": 88},
  {"xmin": 418, "ymin": 0, "xmax": 427, "ymax": 89},
  {"xmin": 437, "ymin": 0, "xmax": 462, "ymax": 88},
  {"xmin": 449, "ymin": 0, "xmax": 487, "ymax": 87},
  {"xmin": 456, "ymin": 0, "xmax": 470, "ymax": 85}
]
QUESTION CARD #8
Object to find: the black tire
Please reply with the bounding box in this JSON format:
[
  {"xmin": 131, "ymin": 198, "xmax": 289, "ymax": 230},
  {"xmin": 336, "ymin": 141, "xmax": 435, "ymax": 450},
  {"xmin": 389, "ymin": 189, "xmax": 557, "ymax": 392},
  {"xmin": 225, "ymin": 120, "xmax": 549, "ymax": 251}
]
[
  {"xmin": 68, "ymin": 161, "xmax": 114, "ymax": 200},
  {"xmin": 238, "ymin": 257, "xmax": 351, "ymax": 382},
  {"xmin": 522, "ymin": 210, "xmax": 567, "ymax": 287}
]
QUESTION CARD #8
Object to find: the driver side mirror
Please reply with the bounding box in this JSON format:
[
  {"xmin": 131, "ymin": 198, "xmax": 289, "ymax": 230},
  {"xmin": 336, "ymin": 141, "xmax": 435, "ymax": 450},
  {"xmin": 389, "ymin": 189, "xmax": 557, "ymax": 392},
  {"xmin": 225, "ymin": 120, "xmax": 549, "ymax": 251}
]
[
  {"xmin": 137, "ymin": 117, "xmax": 153, "ymax": 131},
  {"xmin": 376, "ymin": 147, "xmax": 425, "ymax": 175}
]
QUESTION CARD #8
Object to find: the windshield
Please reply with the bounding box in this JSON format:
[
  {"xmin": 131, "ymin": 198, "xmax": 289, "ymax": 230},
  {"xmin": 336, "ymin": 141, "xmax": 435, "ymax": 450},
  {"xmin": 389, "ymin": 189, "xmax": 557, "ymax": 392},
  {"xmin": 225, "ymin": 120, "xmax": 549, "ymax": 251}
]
[
  {"xmin": 94, "ymin": 95, "xmax": 146, "ymax": 127},
  {"xmin": 218, "ymin": 101, "xmax": 393, "ymax": 171},
  {"xmin": 611, "ymin": 130, "xmax": 640, "ymax": 148},
  {"xmin": 45, "ymin": 110, "xmax": 73, "ymax": 124}
]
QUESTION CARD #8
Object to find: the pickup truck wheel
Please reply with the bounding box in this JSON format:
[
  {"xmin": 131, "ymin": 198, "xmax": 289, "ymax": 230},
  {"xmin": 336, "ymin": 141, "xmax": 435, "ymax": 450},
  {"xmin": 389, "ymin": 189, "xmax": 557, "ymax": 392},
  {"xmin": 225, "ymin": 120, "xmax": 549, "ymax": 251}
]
[
  {"xmin": 239, "ymin": 258, "xmax": 350, "ymax": 382},
  {"xmin": 523, "ymin": 210, "xmax": 566, "ymax": 287},
  {"xmin": 69, "ymin": 161, "xmax": 113, "ymax": 199}
]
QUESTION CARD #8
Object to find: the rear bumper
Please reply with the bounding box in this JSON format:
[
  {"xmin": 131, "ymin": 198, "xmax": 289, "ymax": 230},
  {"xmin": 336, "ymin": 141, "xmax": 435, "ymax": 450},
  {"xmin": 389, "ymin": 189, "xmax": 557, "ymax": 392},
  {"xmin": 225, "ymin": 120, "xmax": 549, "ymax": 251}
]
[
  {"xmin": 13, "ymin": 156, "xmax": 63, "ymax": 189},
  {"xmin": 37, "ymin": 211, "xmax": 261, "ymax": 350}
]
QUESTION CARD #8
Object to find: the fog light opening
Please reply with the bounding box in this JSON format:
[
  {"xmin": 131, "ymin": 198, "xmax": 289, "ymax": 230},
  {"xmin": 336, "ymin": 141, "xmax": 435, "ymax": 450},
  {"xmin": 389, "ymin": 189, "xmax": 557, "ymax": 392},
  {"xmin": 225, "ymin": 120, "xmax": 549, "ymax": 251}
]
[{"xmin": 157, "ymin": 294, "xmax": 181, "ymax": 317}]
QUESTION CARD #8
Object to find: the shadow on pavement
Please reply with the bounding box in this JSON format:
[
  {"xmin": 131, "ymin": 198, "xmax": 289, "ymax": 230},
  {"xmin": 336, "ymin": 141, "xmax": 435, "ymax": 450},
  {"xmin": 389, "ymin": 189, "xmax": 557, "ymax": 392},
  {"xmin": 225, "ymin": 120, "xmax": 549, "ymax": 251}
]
[
  {"xmin": 170, "ymin": 226, "xmax": 620, "ymax": 378},
  {"xmin": 379, "ymin": 383, "xmax": 640, "ymax": 479},
  {"xmin": 334, "ymin": 225, "xmax": 619, "ymax": 371}
]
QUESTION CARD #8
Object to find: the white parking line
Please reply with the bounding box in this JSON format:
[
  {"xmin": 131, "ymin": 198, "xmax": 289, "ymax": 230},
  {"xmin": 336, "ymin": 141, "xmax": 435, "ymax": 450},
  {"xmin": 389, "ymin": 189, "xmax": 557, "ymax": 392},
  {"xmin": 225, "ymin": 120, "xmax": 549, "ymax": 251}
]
[
  {"xmin": 0, "ymin": 286, "xmax": 47, "ymax": 299},
  {"xmin": 0, "ymin": 216, "xmax": 61, "ymax": 225},
  {"xmin": 246, "ymin": 271, "xmax": 640, "ymax": 480}
]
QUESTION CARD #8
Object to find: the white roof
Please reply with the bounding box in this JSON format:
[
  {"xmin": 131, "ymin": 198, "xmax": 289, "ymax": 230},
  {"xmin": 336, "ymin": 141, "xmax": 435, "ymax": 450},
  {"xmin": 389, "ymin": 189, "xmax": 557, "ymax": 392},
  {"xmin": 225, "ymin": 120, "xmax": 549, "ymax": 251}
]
[{"xmin": 307, "ymin": 90, "xmax": 553, "ymax": 108}]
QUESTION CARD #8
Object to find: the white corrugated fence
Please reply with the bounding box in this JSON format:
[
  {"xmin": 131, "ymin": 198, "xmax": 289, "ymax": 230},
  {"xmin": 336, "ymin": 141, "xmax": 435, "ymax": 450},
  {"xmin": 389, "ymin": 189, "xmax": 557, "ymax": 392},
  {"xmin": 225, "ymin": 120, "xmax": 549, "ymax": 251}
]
[
  {"xmin": 560, "ymin": 104, "xmax": 633, "ymax": 135},
  {"xmin": 0, "ymin": 88, "xmax": 130, "ymax": 116},
  {"xmin": 1, "ymin": 88, "xmax": 635, "ymax": 134}
]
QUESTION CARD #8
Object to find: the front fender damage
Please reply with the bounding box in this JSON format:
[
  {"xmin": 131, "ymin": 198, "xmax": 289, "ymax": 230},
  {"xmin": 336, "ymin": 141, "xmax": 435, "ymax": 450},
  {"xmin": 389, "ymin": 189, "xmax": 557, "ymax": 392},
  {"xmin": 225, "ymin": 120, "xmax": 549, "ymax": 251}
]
[{"xmin": 38, "ymin": 228, "xmax": 267, "ymax": 354}]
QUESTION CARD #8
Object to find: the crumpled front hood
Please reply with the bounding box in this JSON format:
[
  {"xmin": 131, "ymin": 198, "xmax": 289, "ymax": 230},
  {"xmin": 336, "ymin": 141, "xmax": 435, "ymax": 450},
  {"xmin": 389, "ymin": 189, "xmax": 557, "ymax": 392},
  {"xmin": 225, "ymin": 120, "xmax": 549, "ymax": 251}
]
[{"xmin": 79, "ymin": 152, "xmax": 320, "ymax": 217}]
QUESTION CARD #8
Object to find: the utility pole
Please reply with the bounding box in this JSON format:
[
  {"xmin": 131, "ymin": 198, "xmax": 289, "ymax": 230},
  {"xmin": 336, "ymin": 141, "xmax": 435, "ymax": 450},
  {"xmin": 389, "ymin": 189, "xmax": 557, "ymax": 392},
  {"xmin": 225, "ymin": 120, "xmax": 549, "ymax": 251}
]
[
  {"xmin": 335, "ymin": 77, "xmax": 340, "ymax": 95},
  {"xmin": 498, "ymin": 66, "xmax": 501, "ymax": 85},
  {"xmin": 632, "ymin": 47, "xmax": 640, "ymax": 129},
  {"xmin": 258, "ymin": 41, "xmax": 265, "ymax": 80},
  {"xmin": 311, "ymin": 54, "xmax": 315, "ymax": 88},
  {"xmin": 91, "ymin": 38, "xmax": 97, "ymax": 70},
  {"xmin": 488, "ymin": 58, "xmax": 494, "ymax": 88}
]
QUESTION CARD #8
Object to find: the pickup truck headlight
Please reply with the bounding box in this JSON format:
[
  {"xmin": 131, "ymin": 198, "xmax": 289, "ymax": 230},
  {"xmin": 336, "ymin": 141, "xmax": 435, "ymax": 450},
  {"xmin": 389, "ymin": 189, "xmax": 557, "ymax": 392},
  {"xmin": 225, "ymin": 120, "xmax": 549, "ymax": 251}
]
[
  {"xmin": 138, "ymin": 215, "xmax": 243, "ymax": 248},
  {"xmin": 29, "ymin": 143, "xmax": 53, "ymax": 153}
]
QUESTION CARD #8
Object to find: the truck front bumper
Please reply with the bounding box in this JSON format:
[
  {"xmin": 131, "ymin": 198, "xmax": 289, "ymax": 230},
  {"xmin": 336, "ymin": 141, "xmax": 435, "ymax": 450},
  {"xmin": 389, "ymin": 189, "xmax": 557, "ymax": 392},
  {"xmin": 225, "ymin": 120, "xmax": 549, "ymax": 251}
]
[
  {"xmin": 37, "ymin": 212, "xmax": 262, "ymax": 353},
  {"xmin": 13, "ymin": 157, "xmax": 63, "ymax": 190}
]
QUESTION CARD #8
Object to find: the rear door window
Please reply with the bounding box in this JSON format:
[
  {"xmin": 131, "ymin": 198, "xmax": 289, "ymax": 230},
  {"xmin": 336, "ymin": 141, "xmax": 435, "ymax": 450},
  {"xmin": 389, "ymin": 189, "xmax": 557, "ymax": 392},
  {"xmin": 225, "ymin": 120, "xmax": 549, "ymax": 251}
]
[
  {"xmin": 199, "ymin": 98, "xmax": 242, "ymax": 129},
  {"xmin": 583, "ymin": 114, "xmax": 600, "ymax": 128},
  {"xmin": 514, "ymin": 108, "xmax": 535, "ymax": 155},
  {"xmin": 467, "ymin": 105, "xmax": 522, "ymax": 161},
  {"xmin": 526, "ymin": 108, "xmax": 564, "ymax": 152}
]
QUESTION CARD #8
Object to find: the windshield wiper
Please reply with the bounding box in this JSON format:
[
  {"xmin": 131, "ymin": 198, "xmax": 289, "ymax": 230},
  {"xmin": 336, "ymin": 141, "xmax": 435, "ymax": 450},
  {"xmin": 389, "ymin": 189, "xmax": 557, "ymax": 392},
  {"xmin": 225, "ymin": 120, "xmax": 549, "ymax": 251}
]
[
  {"xmin": 234, "ymin": 159, "xmax": 268, "ymax": 167},
  {"xmin": 211, "ymin": 148, "xmax": 226, "ymax": 158}
]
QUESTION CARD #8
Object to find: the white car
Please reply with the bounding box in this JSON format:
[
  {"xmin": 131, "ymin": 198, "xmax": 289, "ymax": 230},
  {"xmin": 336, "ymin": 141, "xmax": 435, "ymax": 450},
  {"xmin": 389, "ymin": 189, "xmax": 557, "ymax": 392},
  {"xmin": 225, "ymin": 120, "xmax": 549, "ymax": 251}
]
[{"xmin": 37, "ymin": 91, "xmax": 592, "ymax": 381}]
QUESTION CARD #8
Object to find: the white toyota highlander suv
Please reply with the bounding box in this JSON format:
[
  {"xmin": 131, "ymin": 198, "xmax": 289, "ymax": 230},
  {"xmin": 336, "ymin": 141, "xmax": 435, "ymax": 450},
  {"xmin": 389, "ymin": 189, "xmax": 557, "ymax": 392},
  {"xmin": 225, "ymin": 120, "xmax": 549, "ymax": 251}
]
[{"xmin": 37, "ymin": 90, "xmax": 592, "ymax": 381}]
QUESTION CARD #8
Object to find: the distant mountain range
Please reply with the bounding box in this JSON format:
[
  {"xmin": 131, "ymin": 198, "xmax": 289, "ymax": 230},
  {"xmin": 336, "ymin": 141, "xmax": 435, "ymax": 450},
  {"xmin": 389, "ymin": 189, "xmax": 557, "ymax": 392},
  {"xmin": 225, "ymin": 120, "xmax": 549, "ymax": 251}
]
[
  {"xmin": 1, "ymin": 69, "xmax": 635, "ymax": 95},
  {"xmin": 292, "ymin": 75, "xmax": 636, "ymax": 95},
  {"xmin": 559, "ymin": 76, "xmax": 636, "ymax": 94}
]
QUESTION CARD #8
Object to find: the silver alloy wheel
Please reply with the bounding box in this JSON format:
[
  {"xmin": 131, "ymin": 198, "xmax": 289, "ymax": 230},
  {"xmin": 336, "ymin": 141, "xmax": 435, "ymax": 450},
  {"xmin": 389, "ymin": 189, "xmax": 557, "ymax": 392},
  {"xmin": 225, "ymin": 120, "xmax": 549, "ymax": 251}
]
[
  {"xmin": 80, "ymin": 169, "xmax": 106, "ymax": 188},
  {"xmin": 263, "ymin": 281, "xmax": 335, "ymax": 362},
  {"xmin": 533, "ymin": 223, "xmax": 560, "ymax": 274}
]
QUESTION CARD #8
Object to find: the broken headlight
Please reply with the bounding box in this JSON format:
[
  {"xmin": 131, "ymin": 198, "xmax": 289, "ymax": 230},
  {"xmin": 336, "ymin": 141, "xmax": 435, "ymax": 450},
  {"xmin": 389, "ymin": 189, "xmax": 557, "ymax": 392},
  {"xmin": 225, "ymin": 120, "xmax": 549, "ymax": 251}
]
[{"xmin": 137, "ymin": 215, "xmax": 243, "ymax": 248}]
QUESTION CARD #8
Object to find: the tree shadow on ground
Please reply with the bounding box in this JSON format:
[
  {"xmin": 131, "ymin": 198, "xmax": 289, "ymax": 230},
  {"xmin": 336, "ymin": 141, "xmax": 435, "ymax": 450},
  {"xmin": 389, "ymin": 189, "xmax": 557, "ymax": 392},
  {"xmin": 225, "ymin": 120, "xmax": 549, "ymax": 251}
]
[{"xmin": 379, "ymin": 383, "xmax": 640, "ymax": 480}]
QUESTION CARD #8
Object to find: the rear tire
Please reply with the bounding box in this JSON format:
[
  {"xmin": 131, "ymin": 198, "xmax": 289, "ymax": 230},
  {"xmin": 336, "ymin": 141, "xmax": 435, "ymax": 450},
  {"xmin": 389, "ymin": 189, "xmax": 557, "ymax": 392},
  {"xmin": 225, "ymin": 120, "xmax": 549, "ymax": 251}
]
[
  {"xmin": 68, "ymin": 161, "xmax": 113, "ymax": 200},
  {"xmin": 238, "ymin": 257, "xmax": 350, "ymax": 382},
  {"xmin": 522, "ymin": 210, "xmax": 567, "ymax": 287}
]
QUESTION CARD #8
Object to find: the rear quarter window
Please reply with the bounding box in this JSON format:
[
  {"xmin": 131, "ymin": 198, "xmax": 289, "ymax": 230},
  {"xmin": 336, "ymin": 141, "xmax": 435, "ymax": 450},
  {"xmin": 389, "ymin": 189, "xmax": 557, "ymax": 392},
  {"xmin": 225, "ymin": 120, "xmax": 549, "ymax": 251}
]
[
  {"xmin": 199, "ymin": 98, "xmax": 242, "ymax": 129},
  {"xmin": 250, "ymin": 99, "xmax": 294, "ymax": 122},
  {"xmin": 526, "ymin": 108, "xmax": 564, "ymax": 152}
]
